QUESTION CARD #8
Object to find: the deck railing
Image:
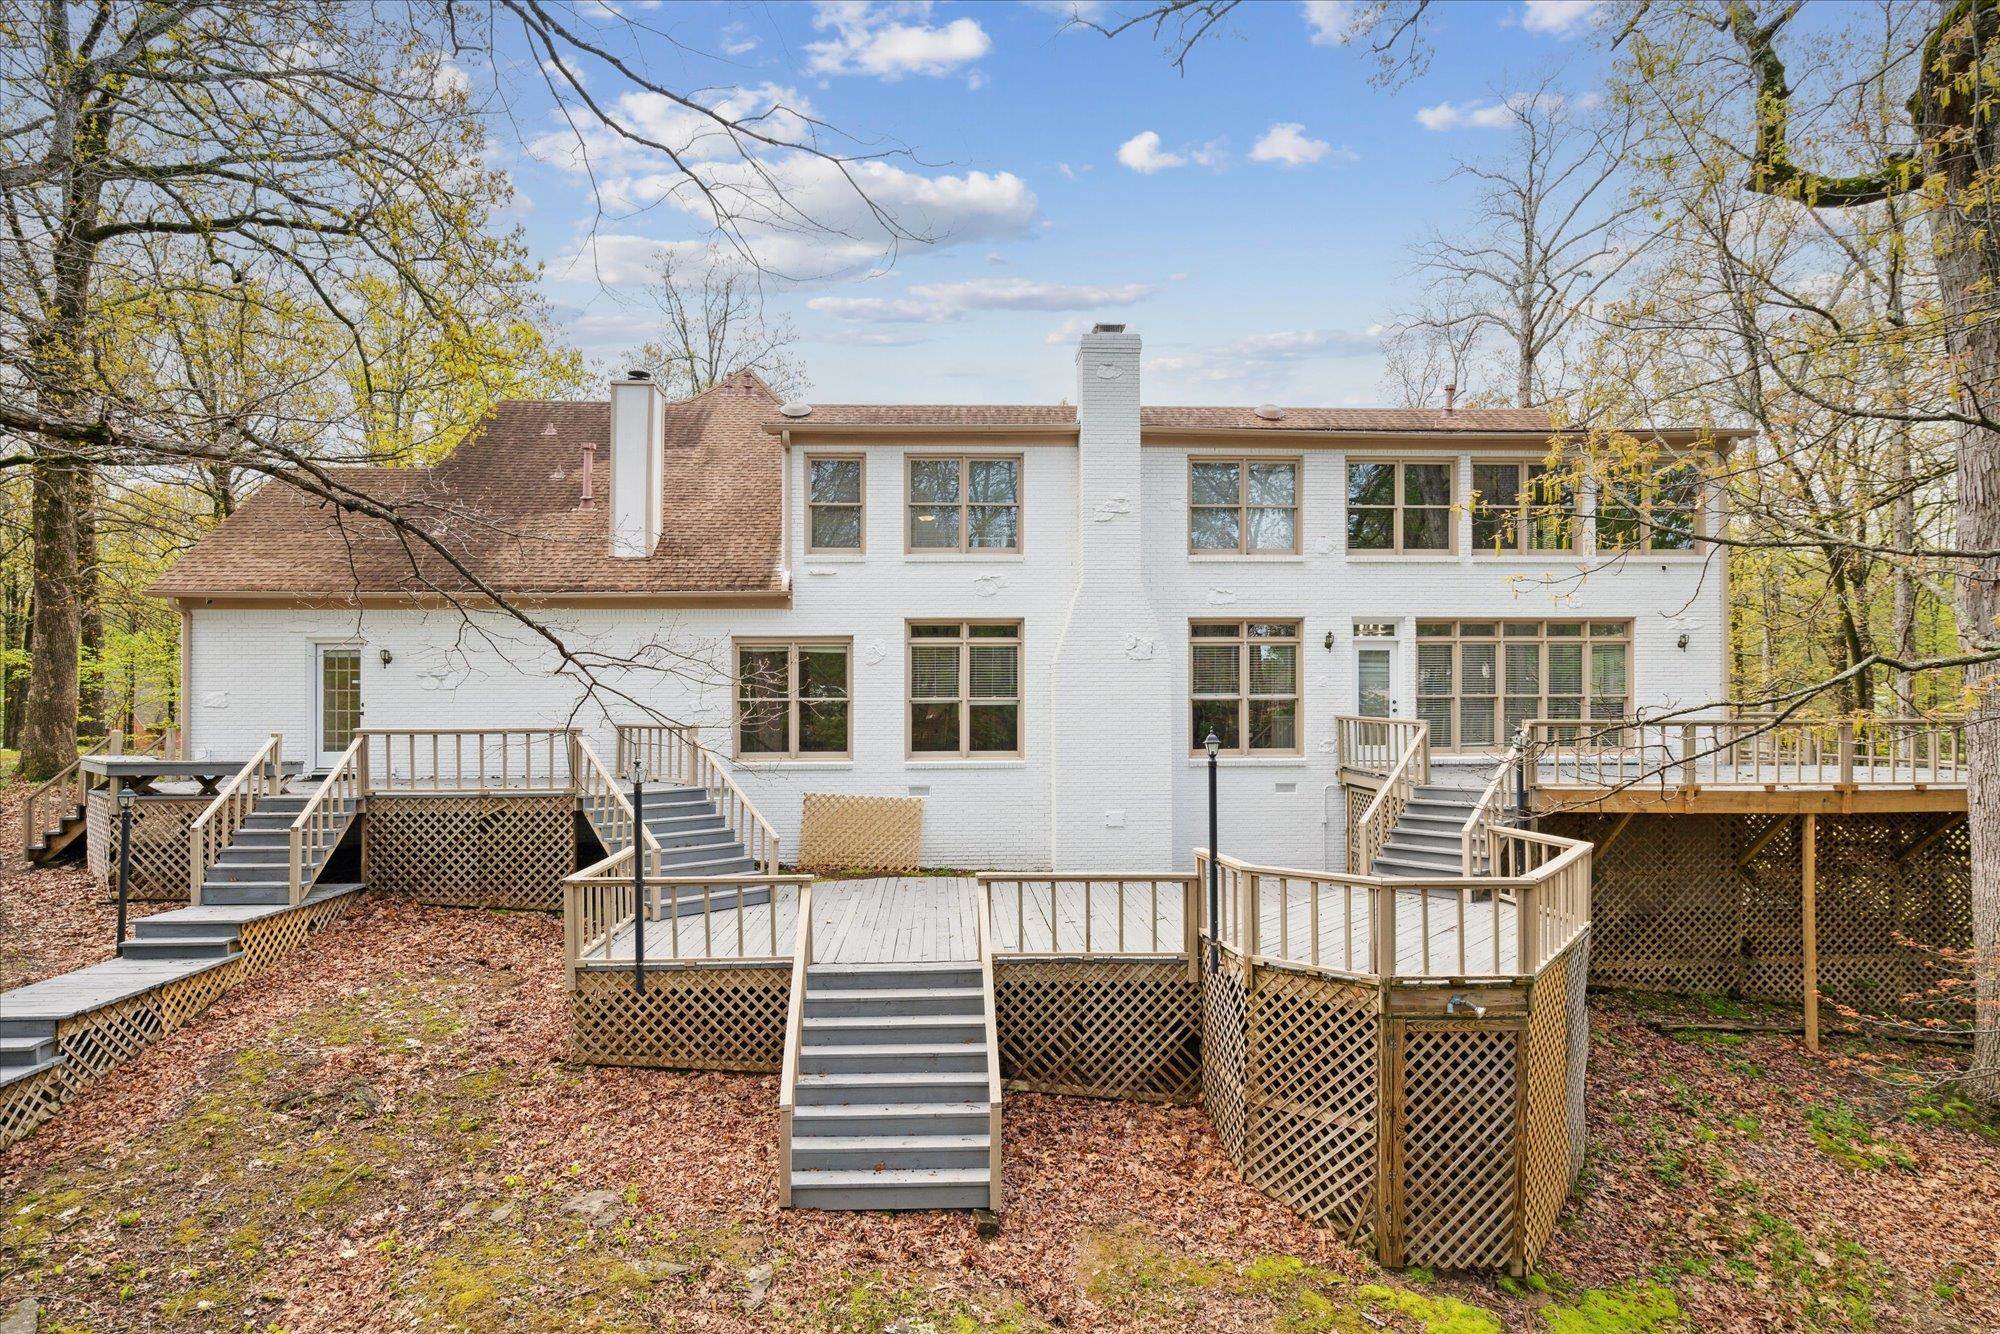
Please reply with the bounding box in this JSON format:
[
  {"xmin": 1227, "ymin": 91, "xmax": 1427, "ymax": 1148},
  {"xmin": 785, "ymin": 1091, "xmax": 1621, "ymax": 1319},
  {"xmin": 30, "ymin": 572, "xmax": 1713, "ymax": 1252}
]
[
  {"xmin": 20, "ymin": 729, "xmax": 175, "ymax": 855},
  {"xmin": 619, "ymin": 723, "xmax": 781, "ymax": 873},
  {"xmin": 561, "ymin": 845, "xmax": 813, "ymax": 982},
  {"xmin": 359, "ymin": 727, "xmax": 576, "ymax": 794},
  {"xmin": 1339, "ymin": 715, "xmax": 1429, "ymax": 874},
  {"xmin": 974, "ymin": 879, "xmax": 1004, "ymax": 1205},
  {"xmin": 978, "ymin": 872, "xmax": 1198, "ymax": 963},
  {"xmin": 1460, "ymin": 735, "xmax": 1527, "ymax": 873},
  {"xmin": 287, "ymin": 735, "xmax": 362, "ymax": 905},
  {"xmin": 188, "ymin": 733, "xmax": 285, "ymax": 897},
  {"xmin": 1195, "ymin": 829, "xmax": 1590, "ymax": 980},
  {"xmin": 1524, "ymin": 714, "xmax": 1967, "ymax": 794},
  {"xmin": 776, "ymin": 878, "xmax": 815, "ymax": 1206},
  {"xmin": 572, "ymin": 737, "xmax": 664, "ymax": 870},
  {"xmin": 1334, "ymin": 715, "xmax": 1429, "ymax": 777}
]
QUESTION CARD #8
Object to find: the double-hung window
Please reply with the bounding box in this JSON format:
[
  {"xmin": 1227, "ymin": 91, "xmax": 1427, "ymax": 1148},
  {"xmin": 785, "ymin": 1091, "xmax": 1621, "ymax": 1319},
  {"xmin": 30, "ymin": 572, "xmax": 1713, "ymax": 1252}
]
[
  {"xmin": 1190, "ymin": 620, "xmax": 1301, "ymax": 754},
  {"xmin": 1471, "ymin": 461, "xmax": 1576, "ymax": 555},
  {"xmin": 908, "ymin": 456, "xmax": 1021, "ymax": 552},
  {"xmin": 1597, "ymin": 458, "xmax": 1703, "ymax": 553},
  {"xmin": 1347, "ymin": 460, "xmax": 1454, "ymax": 552},
  {"xmin": 1414, "ymin": 620, "xmax": 1630, "ymax": 750},
  {"xmin": 1189, "ymin": 457, "xmax": 1300, "ymax": 553},
  {"xmin": 807, "ymin": 455, "xmax": 864, "ymax": 552},
  {"xmin": 736, "ymin": 641, "xmax": 852, "ymax": 758},
  {"xmin": 909, "ymin": 622, "xmax": 1021, "ymax": 756}
]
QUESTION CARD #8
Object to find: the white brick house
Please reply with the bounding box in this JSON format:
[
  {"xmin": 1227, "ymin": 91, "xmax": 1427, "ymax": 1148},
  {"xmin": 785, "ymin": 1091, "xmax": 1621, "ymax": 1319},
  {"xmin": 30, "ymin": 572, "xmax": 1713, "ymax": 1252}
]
[{"xmin": 155, "ymin": 326, "xmax": 1737, "ymax": 871}]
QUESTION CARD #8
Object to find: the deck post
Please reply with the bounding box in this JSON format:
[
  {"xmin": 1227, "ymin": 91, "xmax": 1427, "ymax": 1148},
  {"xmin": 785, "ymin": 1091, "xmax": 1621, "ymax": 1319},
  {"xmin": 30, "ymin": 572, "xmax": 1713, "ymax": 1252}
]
[
  {"xmin": 1802, "ymin": 813, "xmax": 1819, "ymax": 1052},
  {"xmin": 1836, "ymin": 721, "xmax": 1855, "ymax": 787},
  {"xmin": 1679, "ymin": 723, "xmax": 1696, "ymax": 789}
]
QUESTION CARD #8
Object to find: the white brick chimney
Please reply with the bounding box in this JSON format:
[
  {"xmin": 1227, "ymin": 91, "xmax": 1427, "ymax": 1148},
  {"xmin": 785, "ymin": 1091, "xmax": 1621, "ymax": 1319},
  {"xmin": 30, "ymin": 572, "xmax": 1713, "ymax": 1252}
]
[
  {"xmin": 1050, "ymin": 325, "xmax": 1174, "ymax": 866},
  {"xmin": 607, "ymin": 370, "xmax": 665, "ymax": 557}
]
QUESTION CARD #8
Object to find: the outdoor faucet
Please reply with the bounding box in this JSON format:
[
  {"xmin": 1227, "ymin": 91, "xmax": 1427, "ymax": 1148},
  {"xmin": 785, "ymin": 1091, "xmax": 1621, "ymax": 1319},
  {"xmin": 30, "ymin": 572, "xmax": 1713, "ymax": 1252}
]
[{"xmin": 1445, "ymin": 994, "xmax": 1486, "ymax": 1019}]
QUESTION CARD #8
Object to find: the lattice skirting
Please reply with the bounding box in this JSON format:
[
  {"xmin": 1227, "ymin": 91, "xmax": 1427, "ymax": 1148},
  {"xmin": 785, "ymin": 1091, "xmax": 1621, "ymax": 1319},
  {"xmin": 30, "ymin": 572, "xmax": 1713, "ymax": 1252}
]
[
  {"xmin": 1546, "ymin": 813, "xmax": 1971, "ymax": 1019},
  {"xmin": 86, "ymin": 792, "xmax": 207, "ymax": 901},
  {"xmin": 570, "ymin": 965, "xmax": 790, "ymax": 1072},
  {"xmin": 796, "ymin": 792, "xmax": 923, "ymax": 874},
  {"xmin": 365, "ymin": 795, "xmax": 575, "ymax": 911},
  {"xmin": 1518, "ymin": 933, "xmax": 1591, "ymax": 1270},
  {"xmin": 0, "ymin": 893, "xmax": 357, "ymax": 1151},
  {"xmin": 995, "ymin": 959, "xmax": 1199, "ymax": 1102}
]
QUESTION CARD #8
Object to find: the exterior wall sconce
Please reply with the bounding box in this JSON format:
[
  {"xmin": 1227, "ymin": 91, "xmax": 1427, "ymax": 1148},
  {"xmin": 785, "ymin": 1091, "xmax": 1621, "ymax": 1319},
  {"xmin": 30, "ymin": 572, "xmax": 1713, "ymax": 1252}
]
[
  {"xmin": 1676, "ymin": 634, "xmax": 1689, "ymax": 650},
  {"xmin": 1323, "ymin": 631, "xmax": 1335, "ymax": 651},
  {"xmin": 379, "ymin": 648, "xmax": 394, "ymax": 667}
]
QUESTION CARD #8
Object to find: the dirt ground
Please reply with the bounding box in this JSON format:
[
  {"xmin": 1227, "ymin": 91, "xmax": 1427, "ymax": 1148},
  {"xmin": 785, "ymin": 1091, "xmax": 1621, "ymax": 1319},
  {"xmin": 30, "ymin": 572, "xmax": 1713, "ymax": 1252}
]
[{"xmin": 3, "ymin": 782, "xmax": 1997, "ymax": 1331}]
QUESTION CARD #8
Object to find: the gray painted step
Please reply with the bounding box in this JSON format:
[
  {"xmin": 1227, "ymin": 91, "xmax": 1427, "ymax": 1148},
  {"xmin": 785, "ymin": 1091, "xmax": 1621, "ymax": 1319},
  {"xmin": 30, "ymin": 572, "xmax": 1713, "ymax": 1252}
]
[
  {"xmin": 119, "ymin": 936, "xmax": 239, "ymax": 963},
  {"xmin": 649, "ymin": 883, "xmax": 773, "ymax": 919},
  {"xmin": 788, "ymin": 1168, "xmax": 990, "ymax": 1210},
  {"xmin": 1373, "ymin": 853, "xmax": 1463, "ymax": 877},
  {"xmin": 655, "ymin": 839, "xmax": 750, "ymax": 867},
  {"xmin": 790, "ymin": 1101, "xmax": 992, "ymax": 1138},
  {"xmin": 802, "ymin": 1015, "xmax": 984, "ymax": 1046},
  {"xmin": 808, "ymin": 963, "xmax": 981, "ymax": 991},
  {"xmin": 1400, "ymin": 810, "xmax": 1474, "ymax": 833},
  {"xmin": 795, "ymin": 1072, "xmax": 989, "ymax": 1106},
  {"xmin": 199, "ymin": 882, "xmax": 292, "ymax": 906},
  {"xmin": 803, "ymin": 988, "xmax": 984, "ymax": 1019},
  {"xmin": 798, "ymin": 1044, "xmax": 988, "ymax": 1075},
  {"xmin": 1384, "ymin": 828, "xmax": 1464, "ymax": 855},
  {"xmin": 1, "ymin": 1056, "xmax": 64, "ymax": 1089},
  {"xmin": 790, "ymin": 1134, "xmax": 990, "ymax": 1172},
  {"xmin": 0, "ymin": 1033, "xmax": 57, "ymax": 1069}
]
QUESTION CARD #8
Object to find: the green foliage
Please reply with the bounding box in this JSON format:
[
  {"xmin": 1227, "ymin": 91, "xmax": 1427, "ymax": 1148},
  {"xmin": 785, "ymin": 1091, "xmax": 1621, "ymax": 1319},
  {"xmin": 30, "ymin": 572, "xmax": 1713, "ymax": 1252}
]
[
  {"xmin": 1805, "ymin": 1102, "xmax": 1915, "ymax": 1171},
  {"xmin": 1541, "ymin": 1282, "xmax": 1684, "ymax": 1333}
]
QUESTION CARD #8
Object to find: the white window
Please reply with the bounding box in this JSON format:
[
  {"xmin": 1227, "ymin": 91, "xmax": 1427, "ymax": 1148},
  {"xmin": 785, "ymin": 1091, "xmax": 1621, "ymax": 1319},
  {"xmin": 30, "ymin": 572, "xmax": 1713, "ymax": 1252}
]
[
  {"xmin": 736, "ymin": 641, "xmax": 851, "ymax": 758},
  {"xmin": 807, "ymin": 455, "xmax": 864, "ymax": 552},
  {"xmin": 908, "ymin": 622, "xmax": 1021, "ymax": 756},
  {"xmin": 1189, "ymin": 457, "xmax": 1300, "ymax": 553},
  {"xmin": 907, "ymin": 456, "xmax": 1021, "ymax": 552},
  {"xmin": 1191, "ymin": 620, "xmax": 1301, "ymax": 754}
]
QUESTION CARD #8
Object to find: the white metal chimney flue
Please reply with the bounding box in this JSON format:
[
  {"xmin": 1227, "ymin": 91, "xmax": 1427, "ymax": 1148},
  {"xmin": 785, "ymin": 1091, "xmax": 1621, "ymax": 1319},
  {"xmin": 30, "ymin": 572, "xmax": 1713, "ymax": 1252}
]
[{"xmin": 607, "ymin": 369, "xmax": 665, "ymax": 557}]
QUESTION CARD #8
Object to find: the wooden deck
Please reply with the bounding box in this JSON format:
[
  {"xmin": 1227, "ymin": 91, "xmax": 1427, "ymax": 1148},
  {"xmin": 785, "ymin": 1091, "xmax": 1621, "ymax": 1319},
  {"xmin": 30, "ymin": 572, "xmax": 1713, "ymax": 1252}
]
[
  {"xmin": 1529, "ymin": 760, "xmax": 1967, "ymax": 814},
  {"xmin": 585, "ymin": 875, "xmax": 1518, "ymax": 976}
]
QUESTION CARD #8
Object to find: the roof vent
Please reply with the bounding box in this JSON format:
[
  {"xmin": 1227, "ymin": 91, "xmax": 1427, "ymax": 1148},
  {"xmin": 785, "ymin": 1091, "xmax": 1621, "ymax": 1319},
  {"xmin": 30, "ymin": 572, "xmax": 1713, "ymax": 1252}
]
[
  {"xmin": 541, "ymin": 422, "xmax": 558, "ymax": 436},
  {"xmin": 1254, "ymin": 403, "xmax": 1286, "ymax": 421},
  {"xmin": 626, "ymin": 368, "xmax": 653, "ymax": 382},
  {"xmin": 779, "ymin": 401, "xmax": 813, "ymax": 418},
  {"xmin": 1091, "ymin": 322, "xmax": 1126, "ymax": 334}
]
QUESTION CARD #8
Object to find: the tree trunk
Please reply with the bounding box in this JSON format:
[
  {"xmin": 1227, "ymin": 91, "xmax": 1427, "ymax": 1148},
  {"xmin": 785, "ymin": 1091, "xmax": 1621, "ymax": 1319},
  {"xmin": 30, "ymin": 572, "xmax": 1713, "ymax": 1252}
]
[
  {"xmin": 76, "ymin": 466, "xmax": 103, "ymax": 737},
  {"xmin": 19, "ymin": 457, "xmax": 82, "ymax": 780}
]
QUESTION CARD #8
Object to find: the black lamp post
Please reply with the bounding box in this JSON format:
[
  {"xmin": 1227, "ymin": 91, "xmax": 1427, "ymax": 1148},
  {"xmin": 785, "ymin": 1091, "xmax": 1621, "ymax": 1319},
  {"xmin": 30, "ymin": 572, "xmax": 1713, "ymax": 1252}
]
[
  {"xmin": 114, "ymin": 785, "xmax": 135, "ymax": 953},
  {"xmin": 1204, "ymin": 730, "xmax": 1221, "ymax": 970},
  {"xmin": 628, "ymin": 759, "xmax": 646, "ymax": 994}
]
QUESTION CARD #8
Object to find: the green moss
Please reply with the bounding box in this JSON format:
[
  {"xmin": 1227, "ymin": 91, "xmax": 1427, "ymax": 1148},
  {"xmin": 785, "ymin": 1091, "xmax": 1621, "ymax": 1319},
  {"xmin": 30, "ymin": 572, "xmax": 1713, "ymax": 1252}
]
[
  {"xmin": 818, "ymin": 1272, "xmax": 1040, "ymax": 1333},
  {"xmin": 1076, "ymin": 1228, "xmax": 1226, "ymax": 1314},
  {"xmin": 1542, "ymin": 1282, "xmax": 1684, "ymax": 1332},
  {"xmin": 1354, "ymin": 1283, "xmax": 1503, "ymax": 1333},
  {"xmin": 1805, "ymin": 1102, "xmax": 1913, "ymax": 1172}
]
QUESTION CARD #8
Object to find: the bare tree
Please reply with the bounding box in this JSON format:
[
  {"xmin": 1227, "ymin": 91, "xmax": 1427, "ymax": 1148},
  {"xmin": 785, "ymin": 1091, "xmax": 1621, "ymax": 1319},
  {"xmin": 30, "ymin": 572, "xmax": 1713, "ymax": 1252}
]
[
  {"xmin": 622, "ymin": 247, "xmax": 808, "ymax": 402},
  {"xmin": 1379, "ymin": 292, "xmax": 1485, "ymax": 408}
]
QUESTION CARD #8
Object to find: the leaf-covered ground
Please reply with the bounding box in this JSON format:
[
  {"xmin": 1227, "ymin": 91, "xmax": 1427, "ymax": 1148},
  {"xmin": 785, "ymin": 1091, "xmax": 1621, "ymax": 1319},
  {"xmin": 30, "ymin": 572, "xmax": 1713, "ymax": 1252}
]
[{"xmin": 3, "ymin": 822, "xmax": 1997, "ymax": 1329}]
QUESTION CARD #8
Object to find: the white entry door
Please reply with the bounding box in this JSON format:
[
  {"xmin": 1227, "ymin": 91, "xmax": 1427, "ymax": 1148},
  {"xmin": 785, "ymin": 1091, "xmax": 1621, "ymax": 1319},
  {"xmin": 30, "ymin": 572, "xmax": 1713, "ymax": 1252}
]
[
  {"xmin": 315, "ymin": 644, "xmax": 363, "ymax": 769},
  {"xmin": 1354, "ymin": 640, "xmax": 1400, "ymax": 718}
]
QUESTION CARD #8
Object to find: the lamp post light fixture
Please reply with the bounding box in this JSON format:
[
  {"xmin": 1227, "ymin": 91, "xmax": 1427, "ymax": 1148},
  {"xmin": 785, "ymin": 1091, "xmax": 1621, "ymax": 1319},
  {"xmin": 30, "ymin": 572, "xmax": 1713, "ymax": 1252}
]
[
  {"xmin": 628, "ymin": 758, "xmax": 647, "ymax": 994},
  {"xmin": 114, "ymin": 785, "xmax": 135, "ymax": 953},
  {"xmin": 1204, "ymin": 730, "xmax": 1221, "ymax": 971}
]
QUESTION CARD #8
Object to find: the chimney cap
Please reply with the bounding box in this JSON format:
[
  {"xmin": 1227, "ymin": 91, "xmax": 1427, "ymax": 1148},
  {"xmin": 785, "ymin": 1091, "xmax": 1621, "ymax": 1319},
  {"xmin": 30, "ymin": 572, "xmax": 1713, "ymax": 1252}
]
[
  {"xmin": 779, "ymin": 401, "xmax": 813, "ymax": 418},
  {"xmin": 625, "ymin": 368, "xmax": 653, "ymax": 381},
  {"xmin": 1090, "ymin": 322, "xmax": 1126, "ymax": 334}
]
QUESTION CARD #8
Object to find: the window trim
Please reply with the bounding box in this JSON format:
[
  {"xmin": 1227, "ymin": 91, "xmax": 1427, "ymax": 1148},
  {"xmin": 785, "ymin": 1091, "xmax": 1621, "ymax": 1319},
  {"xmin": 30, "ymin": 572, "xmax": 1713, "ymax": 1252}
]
[
  {"xmin": 1469, "ymin": 457, "xmax": 1578, "ymax": 557},
  {"xmin": 904, "ymin": 453, "xmax": 1024, "ymax": 555},
  {"xmin": 905, "ymin": 619, "xmax": 1024, "ymax": 759},
  {"xmin": 1188, "ymin": 618, "xmax": 1305, "ymax": 757},
  {"xmin": 1413, "ymin": 619, "xmax": 1633, "ymax": 753},
  {"xmin": 1345, "ymin": 457, "xmax": 1460, "ymax": 555},
  {"xmin": 1187, "ymin": 455, "xmax": 1303, "ymax": 555},
  {"xmin": 1595, "ymin": 458, "xmax": 1707, "ymax": 555},
  {"xmin": 732, "ymin": 637, "xmax": 855, "ymax": 761},
  {"xmin": 805, "ymin": 453, "xmax": 866, "ymax": 555}
]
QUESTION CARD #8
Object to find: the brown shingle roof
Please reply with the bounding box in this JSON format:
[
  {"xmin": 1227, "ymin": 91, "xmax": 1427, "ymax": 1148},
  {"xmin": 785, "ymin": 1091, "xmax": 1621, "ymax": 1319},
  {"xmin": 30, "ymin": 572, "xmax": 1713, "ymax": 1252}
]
[
  {"xmin": 151, "ymin": 372, "xmax": 784, "ymax": 601},
  {"xmin": 768, "ymin": 403, "xmax": 1561, "ymax": 433}
]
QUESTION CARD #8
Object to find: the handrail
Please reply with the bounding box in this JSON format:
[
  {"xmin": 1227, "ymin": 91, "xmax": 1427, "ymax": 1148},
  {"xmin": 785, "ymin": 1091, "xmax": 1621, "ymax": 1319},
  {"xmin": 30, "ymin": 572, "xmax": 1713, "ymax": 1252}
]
[
  {"xmin": 777, "ymin": 879, "xmax": 815, "ymax": 1207},
  {"xmin": 188, "ymin": 733, "xmax": 284, "ymax": 899},
  {"xmin": 622, "ymin": 724, "xmax": 782, "ymax": 874},
  {"xmin": 358, "ymin": 727, "xmax": 576, "ymax": 794},
  {"xmin": 573, "ymin": 737, "xmax": 664, "ymax": 870},
  {"xmin": 288, "ymin": 735, "xmax": 363, "ymax": 906},
  {"xmin": 561, "ymin": 847, "xmax": 814, "ymax": 966},
  {"xmin": 20, "ymin": 730, "xmax": 174, "ymax": 856},
  {"xmin": 1461, "ymin": 735, "xmax": 1526, "ymax": 874},
  {"xmin": 977, "ymin": 872, "xmax": 1197, "ymax": 956},
  {"xmin": 1349, "ymin": 720, "xmax": 1430, "ymax": 874},
  {"xmin": 975, "ymin": 878, "xmax": 1003, "ymax": 1209},
  {"xmin": 1523, "ymin": 714, "xmax": 1967, "ymax": 795},
  {"xmin": 1194, "ymin": 834, "xmax": 1591, "ymax": 981},
  {"xmin": 1333, "ymin": 715, "xmax": 1429, "ymax": 777}
]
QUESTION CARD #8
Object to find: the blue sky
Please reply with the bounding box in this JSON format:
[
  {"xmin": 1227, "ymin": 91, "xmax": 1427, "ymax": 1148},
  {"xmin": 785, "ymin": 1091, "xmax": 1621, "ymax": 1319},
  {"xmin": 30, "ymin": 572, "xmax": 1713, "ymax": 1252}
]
[{"xmin": 495, "ymin": 1, "xmax": 1614, "ymax": 405}]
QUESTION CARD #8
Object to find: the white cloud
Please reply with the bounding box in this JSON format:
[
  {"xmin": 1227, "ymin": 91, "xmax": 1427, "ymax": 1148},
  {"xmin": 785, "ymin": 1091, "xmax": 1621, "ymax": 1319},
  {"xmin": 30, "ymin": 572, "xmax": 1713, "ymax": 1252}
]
[
  {"xmin": 1044, "ymin": 315, "xmax": 1094, "ymax": 345},
  {"xmin": 1148, "ymin": 328, "xmax": 1382, "ymax": 388},
  {"xmin": 1519, "ymin": 0, "xmax": 1601, "ymax": 37},
  {"xmin": 1301, "ymin": 0, "xmax": 1367, "ymax": 46},
  {"xmin": 1250, "ymin": 122, "xmax": 1354, "ymax": 168},
  {"xmin": 1028, "ymin": 0, "xmax": 1109, "ymax": 21},
  {"xmin": 720, "ymin": 23, "xmax": 759, "ymax": 56},
  {"xmin": 1416, "ymin": 89, "xmax": 1595, "ymax": 131},
  {"xmin": 840, "ymin": 330, "xmax": 933, "ymax": 346},
  {"xmin": 1117, "ymin": 130, "xmax": 1183, "ymax": 174},
  {"xmin": 810, "ymin": 277, "xmax": 1157, "ymax": 325},
  {"xmin": 806, "ymin": 2, "xmax": 991, "ymax": 80},
  {"xmin": 1055, "ymin": 161, "xmax": 1092, "ymax": 180}
]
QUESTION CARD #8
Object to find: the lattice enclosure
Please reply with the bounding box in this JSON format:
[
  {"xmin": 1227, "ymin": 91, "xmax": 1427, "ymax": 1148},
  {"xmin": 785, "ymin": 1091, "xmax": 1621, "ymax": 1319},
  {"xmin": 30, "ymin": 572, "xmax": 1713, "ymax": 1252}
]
[
  {"xmin": 86, "ymin": 792, "xmax": 207, "ymax": 901},
  {"xmin": 796, "ymin": 792, "xmax": 922, "ymax": 873},
  {"xmin": 366, "ymin": 795, "xmax": 575, "ymax": 910},
  {"xmin": 1394, "ymin": 1020, "xmax": 1520, "ymax": 1271},
  {"xmin": 995, "ymin": 960, "xmax": 1199, "ymax": 1102},
  {"xmin": 0, "ymin": 1063, "xmax": 69, "ymax": 1147},
  {"xmin": 1549, "ymin": 812, "xmax": 1972, "ymax": 1020},
  {"xmin": 1201, "ymin": 953, "xmax": 1249, "ymax": 1161},
  {"xmin": 1519, "ymin": 932, "xmax": 1590, "ymax": 1268},
  {"xmin": 570, "ymin": 965, "xmax": 789, "ymax": 1071}
]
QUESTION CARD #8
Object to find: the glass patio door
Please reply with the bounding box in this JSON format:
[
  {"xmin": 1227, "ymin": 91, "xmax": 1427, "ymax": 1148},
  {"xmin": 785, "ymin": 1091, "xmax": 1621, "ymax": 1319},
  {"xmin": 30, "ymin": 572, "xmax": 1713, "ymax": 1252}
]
[
  {"xmin": 315, "ymin": 645, "xmax": 363, "ymax": 769},
  {"xmin": 1355, "ymin": 641, "xmax": 1399, "ymax": 718}
]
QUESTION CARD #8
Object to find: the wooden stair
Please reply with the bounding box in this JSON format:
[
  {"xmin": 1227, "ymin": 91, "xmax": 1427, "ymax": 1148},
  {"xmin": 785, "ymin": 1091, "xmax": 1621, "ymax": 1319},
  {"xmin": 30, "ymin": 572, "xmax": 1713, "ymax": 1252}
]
[
  {"xmin": 786, "ymin": 962, "xmax": 998, "ymax": 1210},
  {"xmin": 1371, "ymin": 783, "xmax": 1481, "ymax": 876},
  {"xmin": 24, "ymin": 801, "xmax": 87, "ymax": 865},
  {"xmin": 194, "ymin": 787, "xmax": 340, "ymax": 907}
]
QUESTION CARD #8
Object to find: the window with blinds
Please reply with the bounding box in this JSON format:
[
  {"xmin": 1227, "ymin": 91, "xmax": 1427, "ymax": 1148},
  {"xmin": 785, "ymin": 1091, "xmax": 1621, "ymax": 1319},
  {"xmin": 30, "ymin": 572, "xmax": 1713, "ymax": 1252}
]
[
  {"xmin": 908, "ymin": 621, "xmax": 1021, "ymax": 756},
  {"xmin": 1471, "ymin": 460, "xmax": 1575, "ymax": 555},
  {"xmin": 907, "ymin": 455, "xmax": 1022, "ymax": 552},
  {"xmin": 736, "ymin": 640, "xmax": 851, "ymax": 757},
  {"xmin": 1414, "ymin": 620, "xmax": 1629, "ymax": 750},
  {"xmin": 1189, "ymin": 457, "xmax": 1301, "ymax": 553},
  {"xmin": 1190, "ymin": 620, "xmax": 1301, "ymax": 754},
  {"xmin": 807, "ymin": 455, "xmax": 864, "ymax": 551},
  {"xmin": 1347, "ymin": 460, "xmax": 1455, "ymax": 552}
]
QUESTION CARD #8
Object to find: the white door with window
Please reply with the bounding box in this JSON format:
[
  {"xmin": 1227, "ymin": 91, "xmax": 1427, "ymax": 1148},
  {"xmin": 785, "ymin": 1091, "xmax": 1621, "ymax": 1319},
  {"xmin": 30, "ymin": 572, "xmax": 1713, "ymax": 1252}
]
[
  {"xmin": 1354, "ymin": 637, "xmax": 1400, "ymax": 718},
  {"xmin": 315, "ymin": 644, "xmax": 363, "ymax": 769}
]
